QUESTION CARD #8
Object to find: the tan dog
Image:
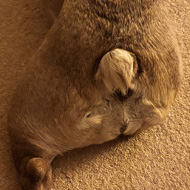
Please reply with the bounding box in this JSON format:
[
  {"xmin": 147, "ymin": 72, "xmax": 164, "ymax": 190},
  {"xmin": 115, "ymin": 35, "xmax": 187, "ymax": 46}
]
[{"xmin": 7, "ymin": 0, "xmax": 182, "ymax": 189}]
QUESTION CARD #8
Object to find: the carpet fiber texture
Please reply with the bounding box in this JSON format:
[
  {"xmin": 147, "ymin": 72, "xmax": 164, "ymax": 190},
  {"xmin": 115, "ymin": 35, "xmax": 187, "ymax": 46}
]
[{"xmin": 0, "ymin": 0, "xmax": 189, "ymax": 189}]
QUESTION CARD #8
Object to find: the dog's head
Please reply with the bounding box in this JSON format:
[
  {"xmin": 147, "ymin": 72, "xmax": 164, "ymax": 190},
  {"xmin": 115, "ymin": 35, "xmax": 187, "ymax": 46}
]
[{"xmin": 95, "ymin": 48, "xmax": 167, "ymax": 137}]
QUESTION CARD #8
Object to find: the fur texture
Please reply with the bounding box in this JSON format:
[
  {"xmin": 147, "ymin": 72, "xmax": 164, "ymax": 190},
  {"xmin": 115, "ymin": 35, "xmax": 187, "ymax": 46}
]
[{"xmin": 7, "ymin": 0, "xmax": 182, "ymax": 189}]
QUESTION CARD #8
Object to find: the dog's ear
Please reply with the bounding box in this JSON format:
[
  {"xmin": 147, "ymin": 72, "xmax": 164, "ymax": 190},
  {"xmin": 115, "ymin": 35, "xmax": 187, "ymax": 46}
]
[{"xmin": 95, "ymin": 49, "xmax": 137, "ymax": 96}]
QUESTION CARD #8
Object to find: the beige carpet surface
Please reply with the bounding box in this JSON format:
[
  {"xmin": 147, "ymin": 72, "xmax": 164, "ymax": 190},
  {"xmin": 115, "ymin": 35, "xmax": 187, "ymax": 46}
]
[{"xmin": 0, "ymin": 0, "xmax": 189, "ymax": 190}]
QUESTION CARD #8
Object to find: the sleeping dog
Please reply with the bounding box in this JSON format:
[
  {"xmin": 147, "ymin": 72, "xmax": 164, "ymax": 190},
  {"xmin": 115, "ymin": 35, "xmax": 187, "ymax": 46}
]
[{"xmin": 8, "ymin": 0, "xmax": 182, "ymax": 189}]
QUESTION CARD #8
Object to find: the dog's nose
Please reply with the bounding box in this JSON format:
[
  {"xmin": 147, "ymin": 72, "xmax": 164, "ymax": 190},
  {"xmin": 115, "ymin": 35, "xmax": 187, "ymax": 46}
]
[{"xmin": 120, "ymin": 124, "xmax": 127, "ymax": 134}]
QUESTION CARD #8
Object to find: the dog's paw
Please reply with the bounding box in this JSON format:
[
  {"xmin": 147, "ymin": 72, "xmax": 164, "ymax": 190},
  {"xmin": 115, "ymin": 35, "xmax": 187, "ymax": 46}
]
[{"xmin": 20, "ymin": 157, "xmax": 52, "ymax": 190}]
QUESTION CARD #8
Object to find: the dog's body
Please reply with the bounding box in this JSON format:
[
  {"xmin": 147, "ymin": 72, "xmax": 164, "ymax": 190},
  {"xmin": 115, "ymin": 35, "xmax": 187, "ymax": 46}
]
[
  {"xmin": 39, "ymin": 0, "xmax": 64, "ymax": 24},
  {"xmin": 7, "ymin": 0, "xmax": 182, "ymax": 189}
]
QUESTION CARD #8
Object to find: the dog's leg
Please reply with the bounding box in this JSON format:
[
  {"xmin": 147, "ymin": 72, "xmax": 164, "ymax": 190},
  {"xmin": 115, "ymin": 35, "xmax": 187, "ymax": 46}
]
[
  {"xmin": 95, "ymin": 48, "xmax": 138, "ymax": 97},
  {"xmin": 19, "ymin": 157, "xmax": 52, "ymax": 190}
]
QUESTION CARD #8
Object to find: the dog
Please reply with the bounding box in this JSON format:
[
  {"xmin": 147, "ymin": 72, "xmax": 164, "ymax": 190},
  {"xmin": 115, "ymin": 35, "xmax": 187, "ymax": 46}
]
[{"xmin": 7, "ymin": 0, "xmax": 182, "ymax": 189}]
